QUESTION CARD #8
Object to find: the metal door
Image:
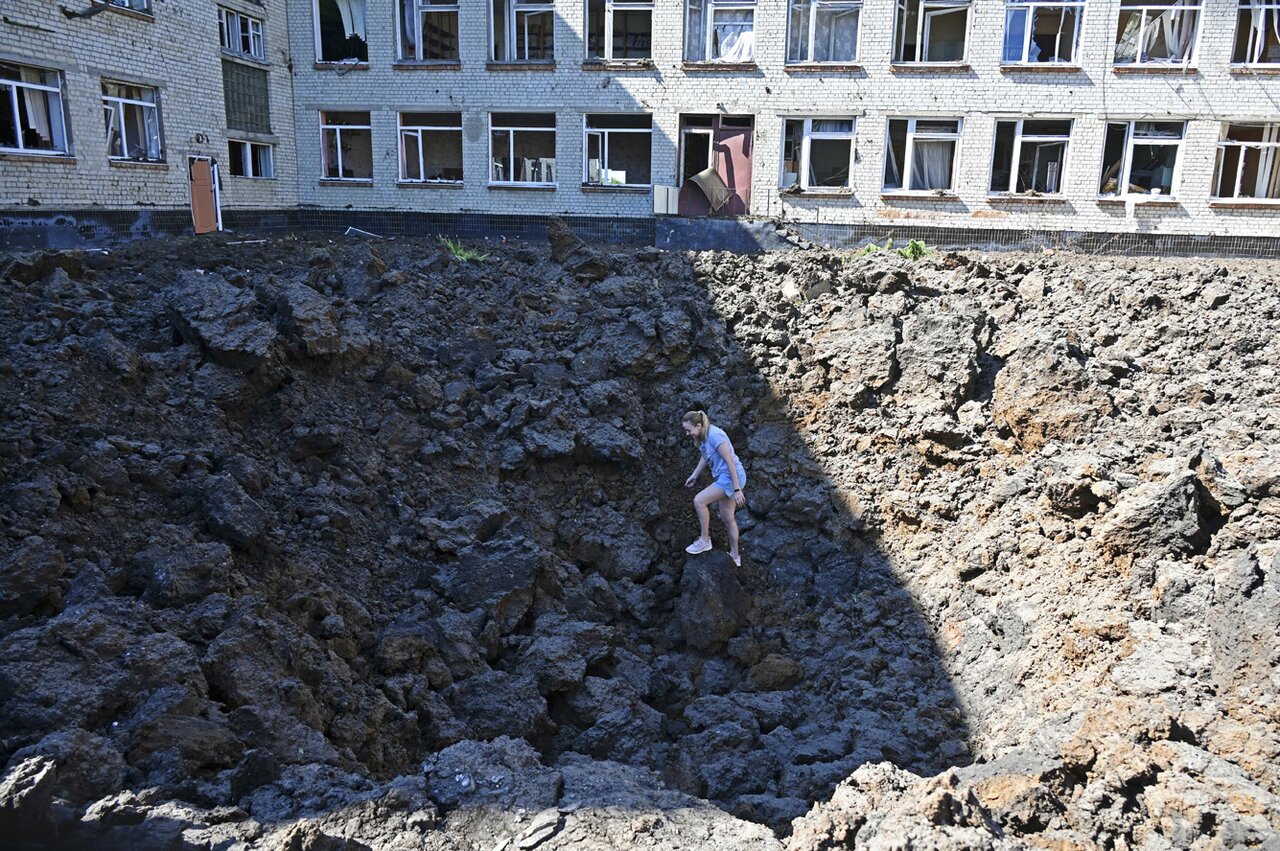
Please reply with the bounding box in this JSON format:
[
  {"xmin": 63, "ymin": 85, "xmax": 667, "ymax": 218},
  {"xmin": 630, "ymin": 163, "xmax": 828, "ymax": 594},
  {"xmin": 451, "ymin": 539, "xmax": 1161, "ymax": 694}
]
[{"xmin": 677, "ymin": 115, "xmax": 754, "ymax": 217}]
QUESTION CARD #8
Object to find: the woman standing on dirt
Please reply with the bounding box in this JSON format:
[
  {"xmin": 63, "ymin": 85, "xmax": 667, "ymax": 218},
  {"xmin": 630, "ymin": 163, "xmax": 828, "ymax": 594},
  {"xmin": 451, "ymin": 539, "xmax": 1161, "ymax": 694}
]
[{"xmin": 682, "ymin": 410, "xmax": 747, "ymax": 566}]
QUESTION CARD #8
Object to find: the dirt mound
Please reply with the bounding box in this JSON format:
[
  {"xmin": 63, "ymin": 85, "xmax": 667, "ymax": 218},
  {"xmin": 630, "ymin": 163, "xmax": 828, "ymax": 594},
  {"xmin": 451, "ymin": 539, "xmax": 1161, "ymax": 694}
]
[{"xmin": 1, "ymin": 234, "xmax": 1277, "ymax": 849}]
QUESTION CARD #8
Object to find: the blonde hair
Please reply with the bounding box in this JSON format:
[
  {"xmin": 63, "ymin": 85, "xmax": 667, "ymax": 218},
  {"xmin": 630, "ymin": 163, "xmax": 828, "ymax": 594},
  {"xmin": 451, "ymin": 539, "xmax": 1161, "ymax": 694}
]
[{"xmin": 682, "ymin": 410, "xmax": 710, "ymax": 437}]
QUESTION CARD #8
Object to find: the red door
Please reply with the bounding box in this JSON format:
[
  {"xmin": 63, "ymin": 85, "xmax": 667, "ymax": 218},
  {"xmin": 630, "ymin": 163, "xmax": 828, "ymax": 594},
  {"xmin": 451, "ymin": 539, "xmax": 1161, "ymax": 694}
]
[
  {"xmin": 714, "ymin": 118, "xmax": 753, "ymax": 216},
  {"xmin": 677, "ymin": 115, "xmax": 753, "ymax": 217}
]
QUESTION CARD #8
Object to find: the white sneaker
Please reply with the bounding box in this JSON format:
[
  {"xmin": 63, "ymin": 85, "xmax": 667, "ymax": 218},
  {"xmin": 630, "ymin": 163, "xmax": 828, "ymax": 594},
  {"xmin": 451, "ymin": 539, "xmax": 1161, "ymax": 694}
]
[
  {"xmin": 685, "ymin": 538, "xmax": 712, "ymax": 555},
  {"xmin": 730, "ymin": 553, "xmax": 741, "ymax": 567}
]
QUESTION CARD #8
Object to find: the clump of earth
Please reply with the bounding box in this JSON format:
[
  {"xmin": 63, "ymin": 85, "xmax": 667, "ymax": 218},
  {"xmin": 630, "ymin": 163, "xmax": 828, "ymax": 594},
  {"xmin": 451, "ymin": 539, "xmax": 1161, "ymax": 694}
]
[{"xmin": 0, "ymin": 225, "xmax": 1276, "ymax": 850}]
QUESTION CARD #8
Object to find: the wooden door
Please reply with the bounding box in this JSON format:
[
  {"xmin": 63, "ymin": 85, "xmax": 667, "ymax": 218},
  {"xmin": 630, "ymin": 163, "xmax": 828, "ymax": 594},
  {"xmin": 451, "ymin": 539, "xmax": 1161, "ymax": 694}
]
[{"xmin": 189, "ymin": 157, "xmax": 219, "ymax": 234}]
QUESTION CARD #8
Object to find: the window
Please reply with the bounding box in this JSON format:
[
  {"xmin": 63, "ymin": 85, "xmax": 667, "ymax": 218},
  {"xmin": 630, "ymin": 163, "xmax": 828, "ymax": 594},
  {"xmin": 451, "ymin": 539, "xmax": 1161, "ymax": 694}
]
[
  {"xmin": 787, "ymin": 0, "xmax": 860, "ymax": 62},
  {"xmin": 1002, "ymin": 0, "xmax": 1082, "ymax": 63},
  {"xmin": 223, "ymin": 61, "xmax": 270, "ymax": 134},
  {"xmin": 1098, "ymin": 121, "xmax": 1185, "ymax": 196},
  {"xmin": 686, "ymin": 0, "xmax": 756, "ymax": 62},
  {"xmin": 492, "ymin": 0, "xmax": 554, "ymax": 61},
  {"xmin": 584, "ymin": 114, "xmax": 651, "ymax": 186},
  {"xmin": 315, "ymin": 0, "xmax": 367, "ymax": 62},
  {"xmin": 106, "ymin": 0, "xmax": 151, "ymax": 12},
  {"xmin": 1212, "ymin": 124, "xmax": 1280, "ymax": 199},
  {"xmin": 321, "ymin": 111, "xmax": 372, "ymax": 180},
  {"xmin": 1233, "ymin": 0, "xmax": 1280, "ymax": 64},
  {"xmin": 893, "ymin": 0, "xmax": 970, "ymax": 62},
  {"xmin": 399, "ymin": 0, "xmax": 459, "ymax": 61},
  {"xmin": 782, "ymin": 118, "xmax": 855, "ymax": 190},
  {"xmin": 0, "ymin": 63, "xmax": 69, "ymax": 155},
  {"xmin": 990, "ymin": 119, "xmax": 1070, "ymax": 194},
  {"xmin": 1114, "ymin": 0, "xmax": 1200, "ymax": 65},
  {"xmin": 400, "ymin": 112, "xmax": 463, "ymax": 182},
  {"xmin": 587, "ymin": 0, "xmax": 653, "ymax": 60},
  {"xmin": 229, "ymin": 140, "xmax": 274, "ymax": 178},
  {"xmin": 884, "ymin": 118, "xmax": 961, "ymax": 191},
  {"xmin": 102, "ymin": 81, "xmax": 162, "ymax": 161},
  {"xmin": 219, "ymin": 8, "xmax": 265, "ymax": 61},
  {"xmin": 490, "ymin": 112, "xmax": 556, "ymax": 184}
]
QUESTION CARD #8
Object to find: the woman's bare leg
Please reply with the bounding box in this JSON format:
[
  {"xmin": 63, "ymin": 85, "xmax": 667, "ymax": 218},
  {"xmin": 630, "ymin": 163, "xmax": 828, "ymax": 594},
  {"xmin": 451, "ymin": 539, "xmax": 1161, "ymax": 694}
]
[
  {"xmin": 718, "ymin": 499, "xmax": 740, "ymax": 560},
  {"xmin": 694, "ymin": 485, "xmax": 728, "ymax": 544}
]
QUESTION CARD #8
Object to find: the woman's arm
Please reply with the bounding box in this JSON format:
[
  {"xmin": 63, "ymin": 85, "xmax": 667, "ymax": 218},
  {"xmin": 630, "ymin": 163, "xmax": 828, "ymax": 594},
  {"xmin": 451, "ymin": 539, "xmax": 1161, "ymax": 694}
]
[{"xmin": 685, "ymin": 457, "xmax": 707, "ymax": 486}]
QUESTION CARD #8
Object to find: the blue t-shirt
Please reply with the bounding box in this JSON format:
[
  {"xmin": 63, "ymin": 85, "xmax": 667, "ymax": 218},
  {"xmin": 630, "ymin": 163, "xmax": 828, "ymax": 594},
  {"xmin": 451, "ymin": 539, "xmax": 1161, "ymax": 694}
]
[{"xmin": 701, "ymin": 425, "xmax": 747, "ymax": 491}]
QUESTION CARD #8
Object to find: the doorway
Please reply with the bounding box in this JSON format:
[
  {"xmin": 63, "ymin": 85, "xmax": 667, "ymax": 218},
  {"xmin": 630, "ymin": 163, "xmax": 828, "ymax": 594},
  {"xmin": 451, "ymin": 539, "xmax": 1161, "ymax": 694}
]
[
  {"xmin": 189, "ymin": 156, "xmax": 222, "ymax": 235},
  {"xmin": 677, "ymin": 114, "xmax": 754, "ymax": 217}
]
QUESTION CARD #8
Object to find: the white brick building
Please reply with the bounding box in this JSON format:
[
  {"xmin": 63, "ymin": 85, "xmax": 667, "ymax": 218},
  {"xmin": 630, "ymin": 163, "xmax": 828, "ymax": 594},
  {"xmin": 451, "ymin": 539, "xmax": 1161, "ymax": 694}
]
[{"xmin": 3, "ymin": 0, "xmax": 1280, "ymax": 243}]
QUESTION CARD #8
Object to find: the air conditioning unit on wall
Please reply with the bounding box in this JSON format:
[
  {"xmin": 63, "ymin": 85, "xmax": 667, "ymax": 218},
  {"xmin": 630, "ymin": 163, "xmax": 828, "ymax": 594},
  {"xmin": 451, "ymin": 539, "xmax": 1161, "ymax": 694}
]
[{"xmin": 652, "ymin": 185, "xmax": 680, "ymax": 216}]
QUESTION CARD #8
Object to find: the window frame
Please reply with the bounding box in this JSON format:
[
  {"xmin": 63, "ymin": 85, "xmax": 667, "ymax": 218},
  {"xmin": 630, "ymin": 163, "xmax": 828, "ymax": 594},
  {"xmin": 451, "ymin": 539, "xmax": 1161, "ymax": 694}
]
[
  {"xmin": 396, "ymin": 0, "xmax": 461, "ymax": 62},
  {"xmin": 781, "ymin": 117, "xmax": 856, "ymax": 191},
  {"xmin": 586, "ymin": 0, "xmax": 655, "ymax": 61},
  {"xmin": 313, "ymin": 0, "xmax": 368, "ymax": 63},
  {"xmin": 893, "ymin": 0, "xmax": 972, "ymax": 63},
  {"xmin": 786, "ymin": 0, "xmax": 862, "ymax": 63},
  {"xmin": 228, "ymin": 139, "xmax": 274, "ymax": 178},
  {"xmin": 104, "ymin": 0, "xmax": 153, "ymax": 13},
  {"xmin": 489, "ymin": 112, "xmax": 557, "ymax": 186},
  {"xmin": 988, "ymin": 118, "xmax": 1072, "ymax": 195},
  {"xmin": 0, "ymin": 63, "xmax": 71, "ymax": 157},
  {"xmin": 398, "ymin": 111, "xmax": 464, "ymax": 183},
  {"xmin": 320, "ymin": 110, "xmax": 373, "ymax": 181},
  {"xmin": 101, "ymin": 80, "xmax": 163, "ymax": 162},
  {"xmin": 1001, "ymin": 0, "xmax": 1084, "ymax": 64},
  {"xmin": 1097, "ymin": 119, "xmax": 1186, "ymax": 198},
  {"xmin": 492, "ymin": 0, "xmax": 556, "ymax": 62},
  {"xmin": 582, "ymin": 114, "xmax": 653, "ymax": 187},
  {"xmin": 1212, "ymin": 123, "xmax": 1280, "ymax": 200},
  {"xmin": 883, "ymin": 116, "xmax": 963, "ymax": 193},
  {"xmin": 686, "ymin": 0, "xmax": 758, "ymax": 62},
  {"xmin": 219, "ymin": 7, "xmax": 266, "ymax": 62},
  {"xmin": 1113, "ymin": 0, "xmax": 1202, "ymax": 66},
  {"xmin": 1232, "ymin": 0, "xmax": 1280, "ymax": 65}
]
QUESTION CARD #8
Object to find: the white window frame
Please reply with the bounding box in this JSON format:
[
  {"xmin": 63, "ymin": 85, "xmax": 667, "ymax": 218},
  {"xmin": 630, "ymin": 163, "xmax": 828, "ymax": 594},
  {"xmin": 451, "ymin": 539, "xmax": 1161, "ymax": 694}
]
[
  {"xmin": 219, "ymin": 8, "xmax": 265, "ymax": 61},
  {"xmin": 1098, "ymin": 120, "xmax": 1186, "ymax": 197},
  {"xmin": 398, "ymin": 112, "xmax": 463, "ymax": 183},
  {"xmin": 989, "ymin": 119, "xmax": 1072, "ymax": 194},
  {"xmin": 894, "ymin": 0, "xmax": 971, "ymax": 63},
  {"xmin": 883, "ymin": 117, "xmax": 963, "ymax": 192},
  {"xmin": 583, "ymin": 114, "xmax": 652, "ymax": 187},
  {"xmin": 1213, "ymin": 123, "xmax": 1280, "ymax": 199},
  {"xmin": 1001, "ymin": 0, "xmax": 1083, "ymax": 64},
  {"xmin": 687, "ymin": 0, "xmax": 757, "ymax": 62},
  {"xmin": 106, "ymin": 0, "xmax": 152, "ymax": 12},
  {"xmin": 313, "ymin": 0, "xmax": 367, "ymax": 63},
  {"xmin": 320, "ymin": 111, "xmax": 372, "ymax": 181},
  {"xmin": 492, "ymin": 0, "xmax": 556, "ymax": 61},
  {"xmin": 1113, "ymin": 0, "xmax": 1202, "ymax": 66},
  {"xmin": 786, "ymin": 0, "xmax": 862, "ymax": 63},
  {"xmin": 1, "ymin": 63, "xmax": 69, "ymax": 156},
  {"xmin": 780, "ymin": 117, "xmax": 856, "ymax": 191},
  {"xmin": 586, "ymin": 0, "xmax": 655, "ymax": 61},
  {"xmin": 228, "ymin": 139, "xmax": 274, "ymax": 178},
  {"xmin": 397, "ymin": 0, "xmax": 461, "ymax": 61},
  {"xmin": 102, "ymin": 81, "xmax": 162, "ymax": 162},
  {"xmin": 489, "ymin": 112, "xmax": 557, "ymax": 186},
  {"xmin": 1233, "ymin": 0, "xmax": 1280, "ymax": 64}
]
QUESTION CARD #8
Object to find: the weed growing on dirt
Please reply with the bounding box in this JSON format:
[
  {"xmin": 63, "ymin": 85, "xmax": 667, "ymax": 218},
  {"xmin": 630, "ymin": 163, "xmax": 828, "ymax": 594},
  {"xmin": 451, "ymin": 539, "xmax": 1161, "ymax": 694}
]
[
  {"xmin": 439, "ymin": 236, "xmax": 490, "ymax": 263},
  {"xmin": 853, "ymin": 238, "xmax": 932, "ymax": 262}
]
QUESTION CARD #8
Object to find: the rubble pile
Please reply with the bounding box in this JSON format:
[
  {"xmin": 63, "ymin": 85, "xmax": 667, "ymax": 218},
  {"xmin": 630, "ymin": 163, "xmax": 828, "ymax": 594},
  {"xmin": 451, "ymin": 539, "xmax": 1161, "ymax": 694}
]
[{"xmin": 0, "ymin": 232, "xmax": 1276, "ymax": 849}]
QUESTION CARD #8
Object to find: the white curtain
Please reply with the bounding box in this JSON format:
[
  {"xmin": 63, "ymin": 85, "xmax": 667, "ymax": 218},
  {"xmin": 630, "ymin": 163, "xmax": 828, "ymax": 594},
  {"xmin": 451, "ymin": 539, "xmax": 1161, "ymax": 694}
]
[
  {"xmin": 714, "ymin": 12, "xmax": 755, "ymax": 61},
  {"xmin": 334, "ymin": 0, "xmax": 367, "ymax": 39},
  {"xmin": 910, "ymin": 139, "xmax": 953, "ymax": 190},
  {"xmin": 401, "ymin": 0, "xmax": 417, "ymax": 56},
  {"xmin": 1145, "ymin": 3, "xmax": 1195, "ymax": 61},
  {"xmin": 1114, "ymin": 12, "xmax": 1140, "ymax": 61},
  {"xmin": 813, "ymin": 5, "xmax": 859, "ymax": 61},
  {"xmin": 687, "ymin": 0, "xmax": 707, "ymax": 59}
]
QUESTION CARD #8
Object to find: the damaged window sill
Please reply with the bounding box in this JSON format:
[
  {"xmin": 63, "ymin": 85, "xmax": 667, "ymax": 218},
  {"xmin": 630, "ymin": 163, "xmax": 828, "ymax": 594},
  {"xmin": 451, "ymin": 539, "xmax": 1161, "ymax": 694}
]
[
  {"xmin": 397, "ymin": 180, "xmax": 464, "ymax": 188},
  {"xmin": 581, "ymin": 183, "xmax": 650, "ymax": 193},
  {"xmin": 582, "ymin": 60, "xmax": 655, "ymax": 71},
  {"xmin": 319, "ymin": 178, "xmax": 372, "ymax": 186},
  {"xmin": 682, "ymin": 62, "xmax": 758, "ymax": 72},
  {"xmin": 890, "ymin": 62, "xmax": 970, "ymax": 73},
  {"xmin": 781, "ymin": 189, "xmax": 854, "ymax": 198},
  {"xmin": 1096, "ymin": 196, "xmax": 1180, "ymax": 205},
  {"xmin": 1112, "ymin": 64, "xmax": 1197, "ymax": 74},
  {"xmin": 987, "ymin": 193, "xmax": 1068, "ymax": 203},
  {"xmin": 1208, "ymin": 198, "xmax": 1280, "ymax": 208},
  {"xmin": 881, "ymin": 191, "xmax": 959, "ymax": 201},
  {"xmin": 392, "ymin": 61, "xmax": 461, "ymax": 71},
  {"xmin": 108, "ymin": 159, "xmax": 166, "ymax": 170},
  {"xmin": 222, "ymin": 52, "xmax": 270, "ymax": 70},
  {"xmin": 1000, "ymin": 63, "xmax": 1082, "ymax": 73},
  {"xmin": 0, "ymin": 152, "xmax": 76, "ymax": 164},
  {"xmin": 313, "ymin": 62, "xmax": 369, "ymax": 71},
  {"xmin": 1229, "ymin": 65, "xmax": 1280, "ymax": 74},
  {"xmin": 784, "ymin": 63, "xmax": 863, "ymax": 73},
  {"xmin": 92, "ymin": 2, "xmax": 154, "ymax": 22},
  {"xmin": 488, "ymin": 182, "xmax": 556, "ymax": 191},
  {"xmin": 486, "ymin": 62, "xmax": 555, "ymax": 71}
]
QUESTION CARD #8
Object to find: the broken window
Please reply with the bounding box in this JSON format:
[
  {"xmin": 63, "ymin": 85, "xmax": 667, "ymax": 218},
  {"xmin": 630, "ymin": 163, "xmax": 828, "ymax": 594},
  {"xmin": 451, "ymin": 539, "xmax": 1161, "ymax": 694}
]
[
  {"xmin": 222, "ymin": 60, "xmax": 270, "ymax": 134},
  {"xmin": 0, "ymin": 62, "xmax": 69, "ymax": 155},
  {"xmin": 321, "ymin": 111, "xmax": 372, "ymax": 180},
  {"xmin": 219, "ymin": 8, "xmax": 265, "ymax": 61},
  {"xmin": 490, "ymin": 112, "xmax": 556, "ymax": 184},
  {"xmin": 492, "ymin": 0, "xmax": 554, "ymax": 61},
  {"xmin": 399, "ymin": 0, "xmax": 459, "ymax": 61},
  {"xmin": 586, "ymin": 0, "xmax": 653, "ymax": 60},
  {"xmin": 1002, "ymin": 0, "xmax": 1082, "ymax": 63},
  {"xmin": 787, "ymin": 0, "xmax": 860, "ymax": 62},
  {"xmin": 990, "ymin": 119, "xmax": 1070, "ymax": 194},
  {"xmin": 1098, "ymin": 121, "xmax": 1184, "ymax": 196},
  {"xmin": 893, "ymin": 0, "xmax": 970, "ymax": 62},
  {"xmin": 883, "ymin": 118, "xmax": 961, "ymax": 191},
  {"xmin": 1114, "ymin": 0, "xmax": 1200, "ymax": 64},
  {"xmin": 315, "ymin": 0, "xmax": 367, "ymax": 62},
  {"xmin": 781, "ymin": 118, "xmax": 855, "ymax": 190},
  {"xmin": 686, "ymin": 0, "xmax": 756, "ymax": 62},
  {"xmin": 399, "ymin": 112, "xmax": 463, "ymax": 182},
  {"xmin": 1233, "ymin": 0, "xmax": 1280, "ymax": 63},
  {"xmin": 108, "ymin": 0, "xmax": 151, "ymax": 12},
  {"xmin": 228, "ymin": 140, "xmax": 274, "ymax": 178},
  {"xmin": 1212, "ymin": 124, "xmax": 1280, "ymax": 199},
  {"xmin": 584, "ymin": 114, "xmax": 651, "ymax": 186},
  {"xmin": 102, "ymin": 81, "xmax": 162, "ymax": 161}
]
